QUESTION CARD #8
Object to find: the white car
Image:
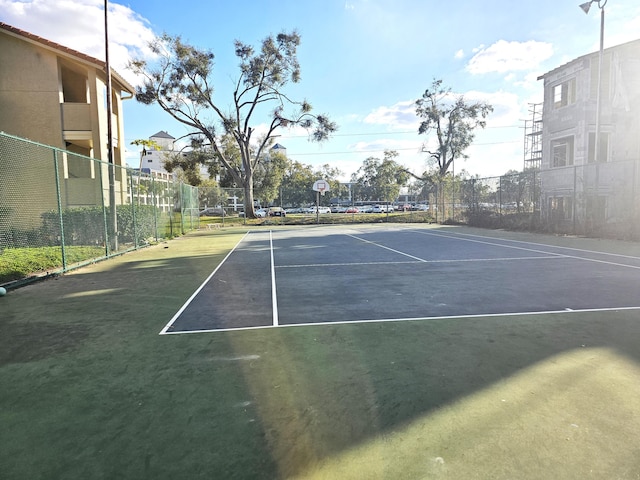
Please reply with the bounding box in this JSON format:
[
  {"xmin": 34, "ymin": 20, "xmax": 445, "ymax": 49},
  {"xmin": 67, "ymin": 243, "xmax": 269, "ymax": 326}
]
[
  {"xmin": 371, "ymin": 204, "xmax": 393, "ymax": 213},
  {"xmin": 305, "ymin": 206, "xmax": 331, "ymax": 214}
]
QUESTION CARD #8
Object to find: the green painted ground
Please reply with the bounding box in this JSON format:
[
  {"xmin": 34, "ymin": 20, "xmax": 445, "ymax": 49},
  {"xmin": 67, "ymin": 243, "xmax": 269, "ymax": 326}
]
[{"xmin": 2, "ymin": 226, "xmax": 640, "ymax": 479}]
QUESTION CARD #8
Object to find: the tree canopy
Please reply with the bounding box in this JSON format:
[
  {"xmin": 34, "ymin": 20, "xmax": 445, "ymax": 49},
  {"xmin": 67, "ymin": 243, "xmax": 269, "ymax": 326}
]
[
  {"xmin": 279, "ymin": 161, "xmax": 343, "ymax": 207},
  {"xmin": 129, "ymin": 31, "xmax": 336, "ymax": 217},
  {"xmin": 416, "ymin": 79, "xmax": 493, "ymax": 177},
  {"xmin": 350, "ymin": 150, "xmax": 409, "ymax": 202}
]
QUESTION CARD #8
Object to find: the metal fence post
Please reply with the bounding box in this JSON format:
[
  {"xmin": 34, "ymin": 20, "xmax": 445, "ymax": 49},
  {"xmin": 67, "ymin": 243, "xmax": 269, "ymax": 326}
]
[
  {"xmin": 98, "ymin": 157, "xmax": 110, "ymax": 256},
  {"xmin": 499, "ymin": 175, "xmax": 502, "ymax": 218},
  {"xmin": 52, "ymin": 148, "xmax": 67, "ymax": 271},
  {"xmin": 152, "ymin": 176, "xmax": 159, "ymax": 241},
  {"xmin": 129, "ymin": 171, "xmax": 139, "ymax": 248}
]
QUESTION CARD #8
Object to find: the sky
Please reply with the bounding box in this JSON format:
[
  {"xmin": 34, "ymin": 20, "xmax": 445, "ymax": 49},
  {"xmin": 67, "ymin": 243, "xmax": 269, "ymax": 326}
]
[{"xmin": 2, "ymin": 0, "xmax": 640, "ymax": 181}]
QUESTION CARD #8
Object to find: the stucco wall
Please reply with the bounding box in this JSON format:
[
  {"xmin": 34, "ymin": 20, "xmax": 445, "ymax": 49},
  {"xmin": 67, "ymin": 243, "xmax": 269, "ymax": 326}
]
[{"xmin": 0, "ymin": 32, "xmax": 65, "ymax": 147}]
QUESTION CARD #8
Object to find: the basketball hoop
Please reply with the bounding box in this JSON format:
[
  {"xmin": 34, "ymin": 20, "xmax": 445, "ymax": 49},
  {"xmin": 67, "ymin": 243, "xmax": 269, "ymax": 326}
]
[{"xmin": 312, "ymin": 179, "xmax": 330, "ymax": 194}]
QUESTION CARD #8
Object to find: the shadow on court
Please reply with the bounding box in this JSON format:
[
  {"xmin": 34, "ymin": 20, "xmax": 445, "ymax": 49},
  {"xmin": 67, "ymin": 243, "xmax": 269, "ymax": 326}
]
[{"xmin": 2, "ymin": 226, "xmax": 640, "ymax": 479}]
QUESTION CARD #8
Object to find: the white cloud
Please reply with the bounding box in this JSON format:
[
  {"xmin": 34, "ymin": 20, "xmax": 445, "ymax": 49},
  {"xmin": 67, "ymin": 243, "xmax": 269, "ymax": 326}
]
[
  {"xmin": 454, "ymin": 49, "xmax": 465, "ymax": 59},
  {"xmin": 466, "ymin": 40, "xmax": 554, "ymax": 75},
  {"xmin": 465, "ymin": 90, "xmax": 523, "ymax": 126},
  {"xmin": 363, "ymin": 100, "xmax": 418, "ymax": 129},
  {"xmin": 0, "ymin": 0, "xmax": 156, "ymax": 85}
]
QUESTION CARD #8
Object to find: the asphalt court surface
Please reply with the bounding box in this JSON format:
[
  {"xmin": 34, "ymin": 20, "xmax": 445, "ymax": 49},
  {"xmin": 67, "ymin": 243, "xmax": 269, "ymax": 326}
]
[{"xmin": 162, "ymin": 225, "xmax": 640, "ymax": 334}]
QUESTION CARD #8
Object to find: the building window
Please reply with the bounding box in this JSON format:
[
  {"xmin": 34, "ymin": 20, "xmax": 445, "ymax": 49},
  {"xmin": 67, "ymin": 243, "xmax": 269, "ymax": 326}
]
[
  {"xmin": 588, "ymin": 132, "xmax": 609, "ymax": 163},
  {"xmin": 551, "ymin": 136, "xmax": 574, "ymax": 167},
  {"xmin": 553, "ymin": 78, "xmax": 576, "ymax": 108}
]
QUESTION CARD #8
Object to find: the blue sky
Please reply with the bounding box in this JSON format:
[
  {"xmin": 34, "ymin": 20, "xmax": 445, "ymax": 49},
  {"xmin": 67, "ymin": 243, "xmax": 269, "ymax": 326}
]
[{"xmin": 2, "ymin": 0, "xmax": 640, "ymax": 180}]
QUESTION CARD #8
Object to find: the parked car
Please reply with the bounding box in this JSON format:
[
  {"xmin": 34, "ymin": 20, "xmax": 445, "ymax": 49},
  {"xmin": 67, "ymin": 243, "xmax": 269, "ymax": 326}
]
[
  {"xmin": 358, "ymin": 205, "xmax": 373, "ymax": 213},
  {"xmin": 255, "ymin": 209, "xmax": 268, "ymax": 218},
  {"xmin": 199, "ymin": 207, "xmax": 226, "ymax": 217},
  {"xmin": 305, "ymin": 206, "xmax": 331, "ymax": 214},
  {"xmin": 268, "ymin": 207, "xmax": 286, "ymax": 217},
  {"xmin": 344, "ymin": 206, "xmax": 359, "ymax": 214},
  {"xmin": 285, "ymin": 207, "xmax": 304, "ymax": 214},
  {"xmin": 371, "ymin": 204, "xmax": 393, "ymax": 213}
]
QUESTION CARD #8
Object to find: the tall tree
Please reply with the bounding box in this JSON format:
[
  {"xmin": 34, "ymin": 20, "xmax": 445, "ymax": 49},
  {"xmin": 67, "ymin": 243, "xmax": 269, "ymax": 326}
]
[
  {"xmin": 279, "ymin": 161, "xmax": 343, "ymax": 207},
  {"xmin": 351, "ymin": 150, "xmax": 409, "ymax": 202},
  {"xmin": 129, "ymin": 31, "xmax": 336, "ymax": 217},
  {"xmin": 416, "ymin": 79, "xmax": 493, "ymax": 177},
  {"xmin": 499, "ymin": 169, "xmax": 534, "ymax": 213},
  {"xmin": 253, "ymin": 151, "xmax": 288, "ymax": 206},
  {"xmin": 281, "ymin": 160, "xmax": 316, "ymax": 207}
]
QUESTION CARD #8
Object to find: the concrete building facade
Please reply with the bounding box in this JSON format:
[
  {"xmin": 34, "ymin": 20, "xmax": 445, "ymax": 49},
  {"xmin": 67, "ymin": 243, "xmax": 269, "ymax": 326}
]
[{"xmin": 537, "ymin": 38, "xmax": 640, "ymax": 235}]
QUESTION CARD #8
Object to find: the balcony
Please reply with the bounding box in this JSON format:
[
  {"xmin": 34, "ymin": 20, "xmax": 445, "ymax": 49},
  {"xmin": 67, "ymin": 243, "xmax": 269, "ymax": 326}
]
[{"xmin": 61, "ymin": 102, "xmax": 92, "ymax": 132}]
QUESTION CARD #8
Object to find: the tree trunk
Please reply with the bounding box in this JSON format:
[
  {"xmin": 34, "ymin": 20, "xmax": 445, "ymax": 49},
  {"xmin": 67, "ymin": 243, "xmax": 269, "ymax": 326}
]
[{"xmin": 243, "ymin": 172, "xmax": 257, "ymax": 218}]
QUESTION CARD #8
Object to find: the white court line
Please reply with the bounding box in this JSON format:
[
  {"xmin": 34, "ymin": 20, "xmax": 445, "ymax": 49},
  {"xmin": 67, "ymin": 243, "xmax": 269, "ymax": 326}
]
[
  {"xmin": 158, "ymin": 231, "xmax": 251, "ymax": 335},
  {"xmin": 277, "ymin": 260, "xmax": 422, "ymax": 268},
  {"xmin": 346, "ymin": 233, "xmax": 428, "ymax": 262},
  {"xmin": 270, "ymin": 230, "xmax": 279, "ymax": 327},
  {"xmin": 415, "ymin": 229, "xmax": 640, "ymax": 271},
  {"xmin": 414, "ymin": 229, "xmax": 570, "ymax": 258},
  {"xmin": 159, "ymin": 305, "xmax": 640, "ymax": 335},
  {"xmin": 440, "ymin": 229, "xmax": 640, "ymax": 262},
  {"xmin": 275, "ymin": 255, "xmax": 560, "ymax": 269}
]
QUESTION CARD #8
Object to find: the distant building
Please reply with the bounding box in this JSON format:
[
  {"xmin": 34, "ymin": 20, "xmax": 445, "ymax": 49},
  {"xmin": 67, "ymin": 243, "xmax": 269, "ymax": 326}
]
[
  {"xmin": 270, "ymin": 143, "xmax": 287, "ymax": 157},
  {"xmin": 140, "ymin": 130, "xmax": 176, "ymax": 173},
  {"xmin": 537, "ymin": 38, "xmax": 640, "ymax": 235}
]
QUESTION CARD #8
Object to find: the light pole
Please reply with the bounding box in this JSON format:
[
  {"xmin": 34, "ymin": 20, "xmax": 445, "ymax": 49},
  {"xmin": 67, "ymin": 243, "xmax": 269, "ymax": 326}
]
[
  {"xmin": 104, "ymin": 0, "xmax": 118, "ymax": 250},
  {"xmin": 579, "ymin": 0, "xmax": 607, "ymax": 165}
]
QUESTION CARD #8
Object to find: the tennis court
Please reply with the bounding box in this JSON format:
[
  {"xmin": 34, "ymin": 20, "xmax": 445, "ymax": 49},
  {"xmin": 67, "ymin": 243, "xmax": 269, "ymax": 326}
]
[{"xmin": 162, "ymin": 225, "xmax": 640, "ymax": 334}]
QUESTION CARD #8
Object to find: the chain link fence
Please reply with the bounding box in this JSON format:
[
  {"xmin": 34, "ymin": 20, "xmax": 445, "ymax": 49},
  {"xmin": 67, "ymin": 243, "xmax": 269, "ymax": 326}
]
[
  {"xmin": 434, "ymin": 162, "xmax": 640, "ymax": 239},
  {"xmin": 539, "ymin": 159, "xmax": 640, "ymax": 239},
  {"xmin": 0, "ymin": 132, "xmax": 199, "ymax": 286},
  {"xmin": 418, "ymin": 171, "xmax": 540, "ymax": 230}
]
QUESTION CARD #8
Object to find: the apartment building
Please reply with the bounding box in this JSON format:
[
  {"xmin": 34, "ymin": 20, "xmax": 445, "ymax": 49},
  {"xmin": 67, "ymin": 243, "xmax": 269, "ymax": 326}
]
[{"xmin": 0, "ymin": 22, "xmax": 135, "ymax": 220}]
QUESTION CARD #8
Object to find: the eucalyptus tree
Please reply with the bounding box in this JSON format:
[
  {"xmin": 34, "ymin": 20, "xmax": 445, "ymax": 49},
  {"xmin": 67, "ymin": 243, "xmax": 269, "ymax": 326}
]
[
  {"xmin": 351, "ymin": 150, "xmax": 409, "ymax": 202},
  {"xmin": 416, "ymin": 79, "xmax": 493, "ymax": 177},
  {"xmin": 279, "ymin": 161, "xmax": 343, "ymax": 207},
  {"xmin": 129, "ymin": 31, "xmax": 336, "ymax": 217},
  {"xmin": 253, "ymin": 150, "xmax": 288, "ymax": 206}
]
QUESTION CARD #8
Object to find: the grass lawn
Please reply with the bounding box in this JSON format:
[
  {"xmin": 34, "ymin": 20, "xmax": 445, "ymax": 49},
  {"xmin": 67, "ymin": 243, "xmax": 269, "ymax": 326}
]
[
  {"xmin": 2, "ymin": 227, "xmax": 640, "ymax": 479},
  {"xmin": 0, "ymin": 246, "xmax": 106, "ymax": 284}
]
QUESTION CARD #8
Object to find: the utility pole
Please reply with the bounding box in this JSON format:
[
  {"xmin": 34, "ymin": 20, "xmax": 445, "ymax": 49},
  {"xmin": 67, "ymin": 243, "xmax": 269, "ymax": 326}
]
[{"xmin": 104, "ymin": 0, "xmax": 118, "ymax": 251}]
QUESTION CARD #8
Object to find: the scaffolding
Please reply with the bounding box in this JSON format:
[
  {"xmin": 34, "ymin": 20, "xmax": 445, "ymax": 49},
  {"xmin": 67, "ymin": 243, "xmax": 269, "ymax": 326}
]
[{"xmin": 524, "ymin": 103, "xmax": 543, "ymax": 170}]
